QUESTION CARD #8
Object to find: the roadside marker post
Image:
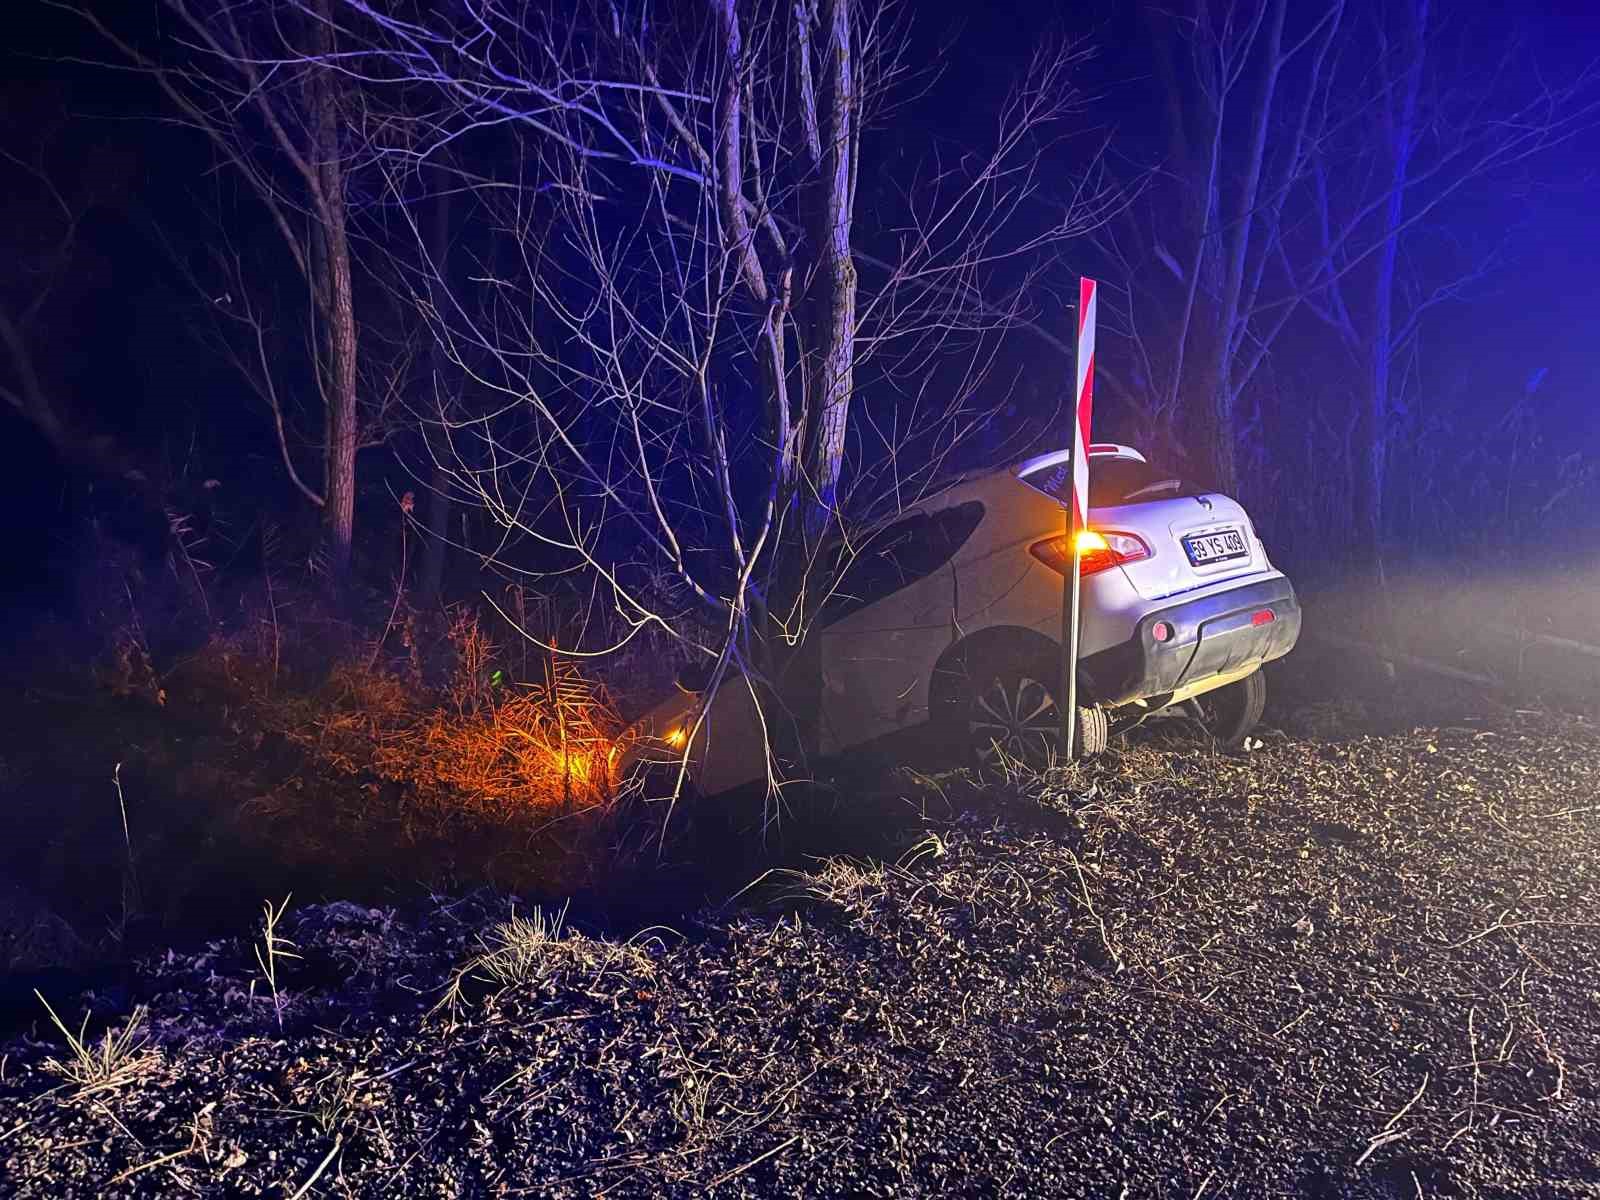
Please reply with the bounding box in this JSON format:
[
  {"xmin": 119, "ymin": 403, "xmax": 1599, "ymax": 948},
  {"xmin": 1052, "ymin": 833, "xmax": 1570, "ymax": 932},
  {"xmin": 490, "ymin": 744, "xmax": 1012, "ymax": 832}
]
[{"xmin": 1062, "ymin": 277, "xmax": 1096, "ymax": 760}]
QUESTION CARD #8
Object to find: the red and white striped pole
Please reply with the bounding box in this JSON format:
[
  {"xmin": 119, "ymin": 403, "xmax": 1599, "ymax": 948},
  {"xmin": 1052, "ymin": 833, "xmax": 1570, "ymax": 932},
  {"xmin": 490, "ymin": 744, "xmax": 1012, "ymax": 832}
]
[{"xmin": 1063, "ymin": 277, "xmax": 1096, "ymax": 759}]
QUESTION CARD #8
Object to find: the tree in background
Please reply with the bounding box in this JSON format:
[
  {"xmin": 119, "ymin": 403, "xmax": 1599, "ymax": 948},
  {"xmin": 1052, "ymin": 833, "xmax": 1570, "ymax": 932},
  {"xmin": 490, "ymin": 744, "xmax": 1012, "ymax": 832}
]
[
  {"xmin": 1094, "ymin": 0, "xmax": 1597, "ymax": 564},
  {"xmin": 1090, "ymin": 0, "xmax": 1346, "ymax": 488},
  {"xmin": 70, "ymin": 0, "xmax": 383, "ymax": 580},
  {"xmin": 1290, "ymin": 0, "xmax": 1600, "ymax": 574}
]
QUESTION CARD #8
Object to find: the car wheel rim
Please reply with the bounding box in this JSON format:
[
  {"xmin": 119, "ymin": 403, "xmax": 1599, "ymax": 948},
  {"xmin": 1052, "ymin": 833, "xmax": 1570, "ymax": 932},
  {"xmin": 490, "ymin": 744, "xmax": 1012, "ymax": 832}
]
[{"xmin": 969, "ymin": 674, "xmax": 1059, "ymax": 770}]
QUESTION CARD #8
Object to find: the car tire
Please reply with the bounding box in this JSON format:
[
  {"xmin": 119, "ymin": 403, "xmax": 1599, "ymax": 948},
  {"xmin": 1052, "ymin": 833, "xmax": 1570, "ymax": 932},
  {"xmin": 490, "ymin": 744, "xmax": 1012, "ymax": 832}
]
[
  {"xmin": 1075, "ymin": 703, "xmax": 1110, "ymax": 757},
  {"xmin": 931, "ymin": 634, "xmax": 1107, "ymax": 773},
  {"xmin": 1193, "ymin": 670, "xmax": 1267, "ymax": 747}
]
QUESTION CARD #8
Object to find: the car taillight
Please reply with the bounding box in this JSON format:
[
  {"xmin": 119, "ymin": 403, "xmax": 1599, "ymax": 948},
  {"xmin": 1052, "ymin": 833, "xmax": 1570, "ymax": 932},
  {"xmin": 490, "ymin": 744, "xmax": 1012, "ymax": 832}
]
[{"xmin": 1030, "ymin": 529, "xmax": 1151, "ymax": 577}]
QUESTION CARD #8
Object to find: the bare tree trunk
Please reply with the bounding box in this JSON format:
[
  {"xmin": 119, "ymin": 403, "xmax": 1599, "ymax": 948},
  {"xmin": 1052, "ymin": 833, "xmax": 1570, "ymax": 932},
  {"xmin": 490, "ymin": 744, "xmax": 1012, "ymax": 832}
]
[
  {"xmin": 418, "ymin": 461, "xmax": 451, "ymax": 604},
  {"xmin": 1120, "ymin": 1, "xmax": 1351, "ymax": 493},
  {"xmin": 1210, "ymin": 0, "xmax": 1288, "ymax": 493},
  {"xmin": 321, "ymin": 228, "xmax": 359, "ymax": 579},
  {"xmin": 311, "ymin": 2, "xmax": 357, "ymax": 580},
  {"xmin": 771, "ymin": 0, "xmax": 857, "ymax": 759},
  {"xmin": 1351, "ymin": 0, "xmax": 1427, "ymax": 664},
  {"xmin": 802, "ymin": 0, "xmax": 857, "ymax": 539},
  {"xmin": 1355, "ymin": 0, "xmax": 1428, "ymax": 579}
]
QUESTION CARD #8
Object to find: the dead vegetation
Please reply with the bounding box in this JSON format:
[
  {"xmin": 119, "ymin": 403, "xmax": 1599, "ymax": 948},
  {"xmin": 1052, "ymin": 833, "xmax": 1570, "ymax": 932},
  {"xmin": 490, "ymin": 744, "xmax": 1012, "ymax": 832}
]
[
  {"xmin": 252, "ymin": 895, "xmax": 298, "ymax": 1032},
  {"xmin": 0, "ymin": 591, "xmax": 659, "ymax": 973},
  {"xmin": 432, "ymin": 902, "xmax": 658, "ymax": 1026},
  {"xmin": 254, "ymin": 608, "xmax": 627, "ymax": 817},
  {"xmin": 4, "ymin": 673, "xmax": 1597, "ymax": 1196},
  {"xmin": 34, "ymin": 995, "xmax": 158, "ymax": 1100}
]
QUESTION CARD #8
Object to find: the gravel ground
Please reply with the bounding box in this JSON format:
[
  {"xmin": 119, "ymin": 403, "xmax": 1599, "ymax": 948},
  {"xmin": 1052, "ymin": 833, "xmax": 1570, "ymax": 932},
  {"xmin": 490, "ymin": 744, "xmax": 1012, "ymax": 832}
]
[{"xmin": 2, "ymin": 697, "xmax": 1598, "ymax": 1197}]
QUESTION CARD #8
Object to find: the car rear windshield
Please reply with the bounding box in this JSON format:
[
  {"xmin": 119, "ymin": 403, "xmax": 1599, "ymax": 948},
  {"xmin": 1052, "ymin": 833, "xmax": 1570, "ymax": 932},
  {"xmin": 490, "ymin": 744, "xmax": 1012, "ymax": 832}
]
[{"xmin": 1022, "ymin": 456, "xmax": 1205, "ymax": 508}]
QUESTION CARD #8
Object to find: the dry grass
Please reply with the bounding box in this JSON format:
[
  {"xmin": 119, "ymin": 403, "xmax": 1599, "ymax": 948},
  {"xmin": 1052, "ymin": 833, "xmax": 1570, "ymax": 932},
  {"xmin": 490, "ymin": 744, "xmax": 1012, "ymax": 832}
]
[
  {"xmin": 788, "ymin": 857, "xmax": 893, "ymax": 911},
  {"xmin": 381, "ymin": 686, "xmax": 621, "ymax": 813},
  {"xmin": 35, "ymin": 993, "xmax": 158, "ymax": 1099},
  {"xmin": 253, "ymin": 895, "xmax": 299, "ymax": 1031},
  {"xmin": 98, "ymin": 589, "xmax": 635, "ymax": 821},
  {"xmin": 432, "ymin": 902, "xmax": 656, "ymax": 1024},
  {"xmin": 276, "ymin": 612, "xmax": 628, "ymax": 816},
  {"xmin": 478, "ymin": 906, "xmax": 654, "ymax": 986},
  {"xmin": 472, "ymin": 904, "xmax": 572, "ymax": 987},
  {"xmin": 137, "ymin": 614, "xmax": 640, "ymax": 913},
  {"xmin": 8, "ymin": 691, "xmax": 1600, "ymax": 1196},
  {"xmin": 781, "ymin": 836, "xmax": 959, "ymax": 923},
  {"xmin": 98, "ymin": 614, "xmax": 165, "ymax": 707}
]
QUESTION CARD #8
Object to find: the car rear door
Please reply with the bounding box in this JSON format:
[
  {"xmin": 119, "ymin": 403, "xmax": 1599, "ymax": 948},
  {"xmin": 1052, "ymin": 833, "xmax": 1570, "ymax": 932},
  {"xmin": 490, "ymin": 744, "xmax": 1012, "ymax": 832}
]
[{"xmin": 816, "ymin": 502, "xmax": 985, "ymax": 752}]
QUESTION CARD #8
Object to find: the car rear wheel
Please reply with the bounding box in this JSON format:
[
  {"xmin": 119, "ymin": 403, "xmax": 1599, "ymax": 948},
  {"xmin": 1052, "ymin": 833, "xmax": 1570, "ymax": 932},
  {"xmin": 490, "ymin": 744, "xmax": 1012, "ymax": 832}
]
[
  {"xmin": 1191, "ymin": 670, "xmax": 1267, "ymax": 747},
  {"xmin": 933, "ymin": 636, "xmax": 1108, "ymax": 772}
]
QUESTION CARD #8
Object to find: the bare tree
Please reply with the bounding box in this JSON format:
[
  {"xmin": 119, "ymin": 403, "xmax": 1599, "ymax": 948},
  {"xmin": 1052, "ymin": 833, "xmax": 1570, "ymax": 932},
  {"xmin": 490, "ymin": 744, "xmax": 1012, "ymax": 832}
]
[
  {"xmin": 1092, "ymin": 0, "xmax": 1346, "ymax": 488},
  {"xmin": 290, "ymin": 0, "xmax": 1114, "ymax": 807},
  {"xmin": 1290, "ymin": 0, "xmax": 1600, "ymax": 572},
  {"xmin": 0, "ymin": 87, "xmax": 152, "ymax": 492},
  {"xmin": 1095, "ymin": 0, "xmax": 1597, "ymax": 544},
  {"xmin": 64, "ymin": 0, "xmax": 379, "ymax": 578}
]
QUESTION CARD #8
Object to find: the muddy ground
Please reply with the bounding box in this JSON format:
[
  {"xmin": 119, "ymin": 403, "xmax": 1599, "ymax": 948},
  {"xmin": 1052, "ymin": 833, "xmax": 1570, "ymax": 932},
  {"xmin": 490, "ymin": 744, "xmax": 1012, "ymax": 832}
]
[{"xmin": 2, "ymin": 649, "xmax": 1597, "ymax": 1197}]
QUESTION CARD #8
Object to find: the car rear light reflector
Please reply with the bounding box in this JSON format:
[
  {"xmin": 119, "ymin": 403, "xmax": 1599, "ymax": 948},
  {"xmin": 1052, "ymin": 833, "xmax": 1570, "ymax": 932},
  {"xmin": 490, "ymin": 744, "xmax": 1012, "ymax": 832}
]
[
  {"xmin": 1251, "ymin": 609, "xmax": 1276, "ymax": 626},
  {"xmin": 1151, "ymin": 620, "xmax": 1173, "ymax": 643},
  {"xmin": 1030, "ymin": 529, "xmax": 1152, "ymax": 578}
]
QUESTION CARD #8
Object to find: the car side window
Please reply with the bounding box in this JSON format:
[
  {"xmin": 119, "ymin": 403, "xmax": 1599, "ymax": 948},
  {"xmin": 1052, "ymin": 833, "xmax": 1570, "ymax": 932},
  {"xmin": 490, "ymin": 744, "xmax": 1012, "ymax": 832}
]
[{"xmin": 822, "ymin": 501, "xmax": 986, "ymax": 626}]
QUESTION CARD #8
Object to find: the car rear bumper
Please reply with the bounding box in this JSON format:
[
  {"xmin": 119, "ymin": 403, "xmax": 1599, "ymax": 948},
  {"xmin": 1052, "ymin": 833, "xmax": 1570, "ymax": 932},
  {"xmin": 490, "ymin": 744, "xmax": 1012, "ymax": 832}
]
[{"xmin": 1078, "ymin": 574, "xmax": 1301, "ymax": 707}]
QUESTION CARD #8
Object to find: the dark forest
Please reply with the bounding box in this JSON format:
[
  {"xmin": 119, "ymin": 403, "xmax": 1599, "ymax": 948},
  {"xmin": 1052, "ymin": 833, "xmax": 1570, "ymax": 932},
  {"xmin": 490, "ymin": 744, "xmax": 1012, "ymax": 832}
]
[{"xmin": 2, "ymin": 2, "xmax": 1599, "ymax": 1195}]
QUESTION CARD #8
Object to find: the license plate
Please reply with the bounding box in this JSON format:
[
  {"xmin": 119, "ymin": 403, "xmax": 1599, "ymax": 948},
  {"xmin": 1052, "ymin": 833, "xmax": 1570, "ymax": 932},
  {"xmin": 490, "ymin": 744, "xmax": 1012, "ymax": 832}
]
[{"xmin": 1182, "ymin": 528, "xmax": 1248, "ymax": 566}]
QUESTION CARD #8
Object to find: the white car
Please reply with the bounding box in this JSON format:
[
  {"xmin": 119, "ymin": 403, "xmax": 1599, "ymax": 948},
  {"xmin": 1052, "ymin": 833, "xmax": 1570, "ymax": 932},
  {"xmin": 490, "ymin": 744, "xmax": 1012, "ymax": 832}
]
[{"xmin": 621, "ymin": 444, "xmax": 1301, "ymax": 794}]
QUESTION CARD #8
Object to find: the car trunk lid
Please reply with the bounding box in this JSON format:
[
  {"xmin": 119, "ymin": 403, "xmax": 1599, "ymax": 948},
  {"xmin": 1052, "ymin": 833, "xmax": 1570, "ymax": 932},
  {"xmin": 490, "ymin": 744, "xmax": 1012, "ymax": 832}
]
[{"xmin": 1098, "ymin": 492, "xmax": 1264, "ymax": 602}]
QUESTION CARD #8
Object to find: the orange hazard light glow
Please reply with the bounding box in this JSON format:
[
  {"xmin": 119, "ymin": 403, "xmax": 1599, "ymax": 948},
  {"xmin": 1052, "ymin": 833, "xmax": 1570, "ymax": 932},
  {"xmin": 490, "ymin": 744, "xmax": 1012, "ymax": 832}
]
[{"xmin": 1031, "ymin": 529, "xmax": 1152, "ymax": 579}]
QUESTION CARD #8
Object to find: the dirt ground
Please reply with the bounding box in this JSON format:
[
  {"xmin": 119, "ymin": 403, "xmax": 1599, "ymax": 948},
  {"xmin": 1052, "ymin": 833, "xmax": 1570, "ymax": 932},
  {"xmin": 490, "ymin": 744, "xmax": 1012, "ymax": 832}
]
[{"xmin": 2, "ymin": 649, "xmax": 1597, "ymax": 1197}]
